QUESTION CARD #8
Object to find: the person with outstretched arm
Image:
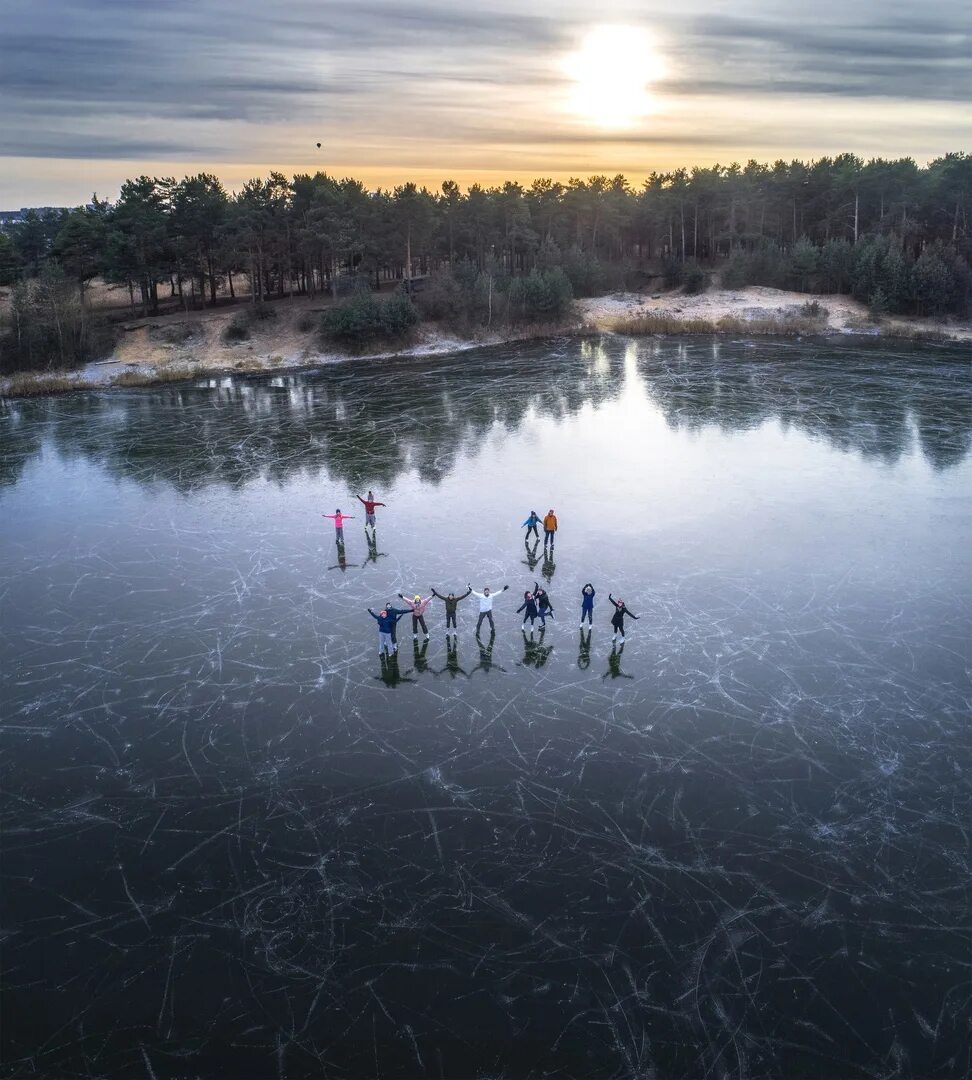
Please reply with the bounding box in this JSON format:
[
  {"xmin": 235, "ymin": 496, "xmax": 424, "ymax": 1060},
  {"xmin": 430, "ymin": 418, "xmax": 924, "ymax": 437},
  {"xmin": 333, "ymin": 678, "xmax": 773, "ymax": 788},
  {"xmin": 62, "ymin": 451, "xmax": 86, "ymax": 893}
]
[
  {"xmin": 522, "ymin": 510, "xmax": 541, "ymax": 540},
  {"xmin": 517, "ymin": 590, "xmax": 540, "ymax": 630},
  {"xmin": 355, "ymin": 491, "xmax": 386, "ymax": 530},
  {"xmin": 385, "ymin": 600, "xmax": 410, "ymax": 646},
  {"xmin": 398, "ymin": 592, "xmax": 433, "ymax": 639},
  {"xmin": 322, "ymin": 509, "xmax": 354, "ymax": 542},
  {"xmin": 533, "ymin": 582, "xmax": 554, "ymax": 627},
  {"xmin": 543, "ymin": 509, "xmax": 558, "ymax": 548},
  {"xmin": 580, "ymin": 583, "xmax": 596, "ymax": 627},
  {"xmin": 469, "ymin": 583, "xmax": 509, "ymax": 637},
  {"xmin": 608, "ymin": 593, "xmax": 639, "ymax": 643},
  {"xmin": 368, "ymin": 606, "xmax": 407, "ymax": 657},
  {"xmin": 430, "ymin": 586, "xmax": 472, "ymax": 635}
]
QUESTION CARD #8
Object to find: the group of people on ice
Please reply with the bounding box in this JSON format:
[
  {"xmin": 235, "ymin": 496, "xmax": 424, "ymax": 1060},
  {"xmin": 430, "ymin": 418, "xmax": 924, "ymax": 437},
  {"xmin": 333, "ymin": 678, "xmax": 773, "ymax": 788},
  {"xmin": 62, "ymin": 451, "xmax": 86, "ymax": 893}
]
[
  {"xmin": 367, "ymin": 585, "xmax": 638, "ymax": 658},
  {"xmin": 323, "ymin": 493, "xmax": 639, "ymax": 659}
]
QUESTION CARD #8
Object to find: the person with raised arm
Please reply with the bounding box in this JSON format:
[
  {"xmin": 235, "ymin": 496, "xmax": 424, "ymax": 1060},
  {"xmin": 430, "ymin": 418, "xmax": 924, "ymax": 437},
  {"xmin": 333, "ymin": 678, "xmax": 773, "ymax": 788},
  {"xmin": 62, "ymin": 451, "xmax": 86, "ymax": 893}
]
[
  {"xmin": 469, "ymin": 582, "xmax": 509, "ymax": 637},
  {"xmin": 367, "ymin": 606, "xmax": 407, "ymax": 657},
  {"xmin": 322, "ymin": 509, "xmax": 354, "ymax": 543},
  {"xmin": 397, "ymin": 591, "xmax": 433, "ymax": 640},
  {"xmin": 430, "ymin": 586, "xmax": 472, "ymax": 635},
  {"xmin": 355, "ymin": 490, "xmax": 386, "ymax": 530},
  {"xmin": 533, "ymin": 581, "xmax": 554, "ymax": 627},
  {"xmin": 608, "ymin": 593, "xmax": 640, "ymax": 643},
  {"xmin": 580, "ymin": 583, "xmax": 596, "ymax": 628},
  {"xmin": 384, "ymin": 600, "xmax": 410, "ymax": 647},
  {"xmin": 522, "ymin": 510, "xmax": 541, "ymax": 540},
  {"xmin": 517, "ymin": 590, "xmax": 540, "ymax": 631}
]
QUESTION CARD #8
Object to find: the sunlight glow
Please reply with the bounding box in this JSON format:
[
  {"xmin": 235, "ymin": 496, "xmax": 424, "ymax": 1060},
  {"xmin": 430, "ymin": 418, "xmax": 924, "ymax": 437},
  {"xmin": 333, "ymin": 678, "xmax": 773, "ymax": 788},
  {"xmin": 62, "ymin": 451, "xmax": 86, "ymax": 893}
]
[{"xmin": 564, "ymin": 25, "xmax": 665, "ymax": 130}]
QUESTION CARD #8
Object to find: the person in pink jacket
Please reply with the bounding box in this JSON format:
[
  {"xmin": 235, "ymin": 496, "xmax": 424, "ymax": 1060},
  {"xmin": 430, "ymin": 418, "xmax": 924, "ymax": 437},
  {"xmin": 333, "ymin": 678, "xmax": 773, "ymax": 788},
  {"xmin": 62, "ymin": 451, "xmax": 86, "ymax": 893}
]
[
  {"xmin": 398, "ymin": 592, "xmax": 433, "ymax": 639},
  {"xmin": 322, "ymin": 509, "xmax": 354, "ymax": 542}
]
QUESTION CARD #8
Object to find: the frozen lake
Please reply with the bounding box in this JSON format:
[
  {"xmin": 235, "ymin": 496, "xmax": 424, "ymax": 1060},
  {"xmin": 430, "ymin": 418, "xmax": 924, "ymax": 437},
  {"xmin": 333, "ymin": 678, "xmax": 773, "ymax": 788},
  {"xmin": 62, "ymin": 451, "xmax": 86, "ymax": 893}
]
[{"xmin": 2, "ymin": 336, "xmax": 971, "ymax": 1078}]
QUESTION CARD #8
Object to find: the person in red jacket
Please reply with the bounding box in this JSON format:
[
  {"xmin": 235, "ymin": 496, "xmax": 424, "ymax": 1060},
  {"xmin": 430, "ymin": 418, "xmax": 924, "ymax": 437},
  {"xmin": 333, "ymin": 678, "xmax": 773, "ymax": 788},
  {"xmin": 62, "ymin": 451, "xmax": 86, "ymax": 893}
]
[
  {"xmin": 355, "ymin": 490, "xmax": 386, "ymax": 530},
  {"xmin": 543, "ymin": 509, "xmax": 558, "ymax": 548}
]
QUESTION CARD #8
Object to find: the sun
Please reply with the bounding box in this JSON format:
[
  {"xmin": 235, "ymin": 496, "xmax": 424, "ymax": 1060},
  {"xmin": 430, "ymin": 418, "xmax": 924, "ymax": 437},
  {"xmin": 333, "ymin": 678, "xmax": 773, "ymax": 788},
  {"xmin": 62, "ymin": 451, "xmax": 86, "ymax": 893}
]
[{"xmin": 564, "ymin": 25, "xmax": 665, "ymax": 130}]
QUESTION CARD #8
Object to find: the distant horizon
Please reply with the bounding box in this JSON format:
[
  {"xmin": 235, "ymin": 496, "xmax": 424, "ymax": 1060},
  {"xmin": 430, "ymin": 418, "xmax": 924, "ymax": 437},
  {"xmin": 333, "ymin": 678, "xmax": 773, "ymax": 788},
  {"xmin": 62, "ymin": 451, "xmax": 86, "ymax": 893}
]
[
  {"xmin": 3, "ymin": 0, "xmax": 969, "ymax": 208},
  {"xmin": 3, "ymin": 150, "xmax": 970, "ymax": 211}
]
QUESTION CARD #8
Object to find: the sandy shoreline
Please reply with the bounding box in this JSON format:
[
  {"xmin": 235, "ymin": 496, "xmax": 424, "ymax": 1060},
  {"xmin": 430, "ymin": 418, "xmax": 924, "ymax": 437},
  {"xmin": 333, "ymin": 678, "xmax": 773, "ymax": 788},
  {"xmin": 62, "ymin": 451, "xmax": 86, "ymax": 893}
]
[
  {"xmin": 576, "ymin": 285, "xmax": 972, "ymax": 341},
  {"xmin": 3, "ymin": 286, "xmax": 970, "ymax": 397}
]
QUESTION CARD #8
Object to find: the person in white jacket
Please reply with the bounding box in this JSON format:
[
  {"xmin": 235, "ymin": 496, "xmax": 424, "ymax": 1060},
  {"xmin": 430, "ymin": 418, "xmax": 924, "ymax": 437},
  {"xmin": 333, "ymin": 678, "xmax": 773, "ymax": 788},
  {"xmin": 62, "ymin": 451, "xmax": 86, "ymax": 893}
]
[{"xmin": 469, "ymin": 583, "xmax": 509, "ymax": 637}]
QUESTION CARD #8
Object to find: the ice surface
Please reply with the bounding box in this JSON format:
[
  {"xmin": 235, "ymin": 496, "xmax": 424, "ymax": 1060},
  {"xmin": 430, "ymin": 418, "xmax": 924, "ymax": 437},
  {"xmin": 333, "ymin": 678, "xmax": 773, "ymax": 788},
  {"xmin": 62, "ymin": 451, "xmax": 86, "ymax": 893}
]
[{"xmin": 1, "ymin": 336, "xmax": 971, "ymax": 1077}]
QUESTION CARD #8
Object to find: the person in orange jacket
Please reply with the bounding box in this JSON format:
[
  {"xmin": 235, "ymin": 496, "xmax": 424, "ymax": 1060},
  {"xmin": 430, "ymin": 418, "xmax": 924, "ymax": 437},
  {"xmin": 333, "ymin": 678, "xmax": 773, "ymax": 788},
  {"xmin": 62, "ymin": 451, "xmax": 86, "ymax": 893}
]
[{"xmin": 543, "ymin": 509, "xmax": 558, "ymax": 548}]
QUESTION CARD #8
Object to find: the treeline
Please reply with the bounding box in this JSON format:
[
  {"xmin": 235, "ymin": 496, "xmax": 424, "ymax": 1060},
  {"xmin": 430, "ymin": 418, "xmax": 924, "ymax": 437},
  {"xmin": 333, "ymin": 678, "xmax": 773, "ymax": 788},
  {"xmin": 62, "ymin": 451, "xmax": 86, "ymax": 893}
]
[{"xmin": 1, "ymin": 152, "xmax": 970, "ymax": 369}]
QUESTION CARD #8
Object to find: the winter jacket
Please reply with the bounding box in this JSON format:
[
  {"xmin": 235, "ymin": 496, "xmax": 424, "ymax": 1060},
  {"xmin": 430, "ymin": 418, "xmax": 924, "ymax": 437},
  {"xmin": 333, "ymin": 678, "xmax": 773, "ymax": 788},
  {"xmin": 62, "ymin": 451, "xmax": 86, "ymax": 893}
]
[
  {"xmin": 399, "ymin": 594, "xmax": 433, "ymax": 616},
  {"xmin": 357, "ymin": 496, "xmax": 385, "ymax": 514},
  {"xmin": 581, "ymin": 585, "xmax": 596, "ymax": 609},
  {"xmin": 369, "ymin": 609, "xmax": 406, "ymax": 634},
  {"xmin": 471, "ymin": 586, "xmax": 507, "ymax": 612},
  {"xmin": 608, "ymin": 594, "xmax": 639, "ymax": 627},
  {"xmin": 533, "ymin": 583, "xmax": 554, "ymax": 613},
  {"xmin": 543, "ymin": 513, "xmax": 558, "ymax": 532},
  {"xmin": 517, "ymin": 596, "xmax": 539, "ymax": 618},
  {"xmin": 323, "ymin": 512, "xmax": 354, "ymax": 529},
  {"xmin": 431, "ymin": 588, "xmax": 471, "ymax": 615}
]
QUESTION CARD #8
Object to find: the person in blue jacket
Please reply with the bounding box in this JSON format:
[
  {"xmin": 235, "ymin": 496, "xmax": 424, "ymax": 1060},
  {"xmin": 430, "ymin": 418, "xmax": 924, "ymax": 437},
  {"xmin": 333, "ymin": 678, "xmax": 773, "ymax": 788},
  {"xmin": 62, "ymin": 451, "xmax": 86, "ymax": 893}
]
[
  {"xmin": 522, "ymin": 510, "xmax": 541, "ymax": 540},
  {"xmin": 385, "ymin": 600, "xmax": 410, "ymax": 645},
  {"xmin": 368, "ymin": 606, "xmax": 407, "ymax": 657},
  {"xmin": 580, "ymin": 583, "xmax": 596, "ymax": 627}
]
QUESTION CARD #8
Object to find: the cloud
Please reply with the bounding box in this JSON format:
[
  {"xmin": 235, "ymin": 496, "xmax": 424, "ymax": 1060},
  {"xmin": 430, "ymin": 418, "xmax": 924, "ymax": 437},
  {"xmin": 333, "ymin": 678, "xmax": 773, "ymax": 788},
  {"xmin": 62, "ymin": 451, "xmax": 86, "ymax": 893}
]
[
  {"xmin": 679, "ymin": 11, "xmax": 972, "ymax": 101},
  {"xmin": 0, "ymin": 0, "xmax": 968, "ymax": 192}
]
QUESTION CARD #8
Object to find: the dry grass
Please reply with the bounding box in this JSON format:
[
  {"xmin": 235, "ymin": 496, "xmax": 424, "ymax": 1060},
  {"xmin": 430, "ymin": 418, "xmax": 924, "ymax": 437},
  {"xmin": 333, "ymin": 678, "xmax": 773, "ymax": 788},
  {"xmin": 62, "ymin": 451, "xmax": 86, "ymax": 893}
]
[
  {"xmin": 881, "ymin": 323, "xmax": 952, "ymax": 343},
  {"xmin": 2, "ymin": 372, "xmax": 79, "ymax": 398},
  {"xmin": 112, "ymin": 366, "xmax": 196, "ymax": 387},
  {"xmin": 843, "ymin": 316, "xmax": 880, "ymax": 333},
  {"xmin": 506, "ymin": 317, "xmax": 588, "ymax": 341},
  {"xmin": 604, "ymin": 312, "xmax": 826, "ymax": 336}
]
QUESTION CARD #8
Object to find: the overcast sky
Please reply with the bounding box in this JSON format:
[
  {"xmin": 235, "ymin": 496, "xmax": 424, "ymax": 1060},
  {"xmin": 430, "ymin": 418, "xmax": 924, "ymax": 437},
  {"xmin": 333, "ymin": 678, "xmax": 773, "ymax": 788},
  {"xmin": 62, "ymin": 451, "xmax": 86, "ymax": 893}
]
[{"xmin": 2, "ymin": 0, "xmax": 969, "ymax": 206}]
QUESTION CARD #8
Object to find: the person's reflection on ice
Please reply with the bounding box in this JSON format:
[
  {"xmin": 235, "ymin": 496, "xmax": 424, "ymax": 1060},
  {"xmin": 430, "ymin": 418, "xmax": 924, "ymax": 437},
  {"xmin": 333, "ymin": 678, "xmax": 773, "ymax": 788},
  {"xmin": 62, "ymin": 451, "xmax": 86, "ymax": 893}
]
[
  {"xmin": 519, "ymin": 627, "xmax": 553, "ymax": 669},
  {"xmin": 328, "ymin": 537, "xmax": 349, "ymax": 572},
  {"xmin": 361, "ymin": 530, "xmax": 387, "ymax": 567},
  {"xmin": 532, "ymin": 627, "xmax": 553, "ymax": 669},
  {"xmin": 412, "ymin": 638, "xmax": 431, "ymax": 675},
  {"xmin": 577, "ymin": 628, "xmax": 592, "ymax": 670},
  {"xmin": 522, "ymin": 538, "xmax": 541, "ymax": 572},
  {"xmin": 471, "ymin": 633, "xmax": 507, "ymax": 676},
  {"xmin": 430, "ymin": 637, "xmax": 468, "ymax": 679},
  {"xmin": 603, "ymin": 642, "xmax": 634, "ymax": 680},
  {"xmin": 376, "ymin": 652, "xmax": 416, "ymax": 688}
]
